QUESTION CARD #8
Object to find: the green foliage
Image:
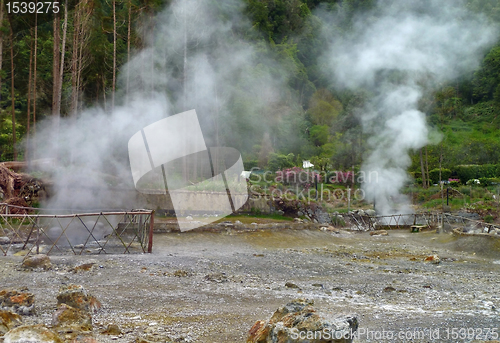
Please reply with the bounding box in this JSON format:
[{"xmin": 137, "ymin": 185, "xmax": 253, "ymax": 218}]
[
  {"xmin": 454, "ymin": 164, "xmax": 499, "ymax": 184},
  {"xmin": 309, "ymin": 125, "xmax": 329, "ymax": 146},
  {"xmin": 428, "ymin": 168, "xmax": 451, "ymax": 184},
  {"xmin": 267, "ymin": 153, "xmax": 295, "ymax": 172}
]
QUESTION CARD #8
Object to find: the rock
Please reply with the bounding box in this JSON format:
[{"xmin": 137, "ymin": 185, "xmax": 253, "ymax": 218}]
[
  {"xmin": 247, "ymin": 299, "xmax": 358, "ymax": 343},
  {"xmin": 100, "ymin": 324, "xmax": 121, "ymax": 335},
  {"xmin": 69, "ymin": 263, "xmax": 96, "ymax": 273},
  {"xmin": 293, "ymin": 218, "xmax": 303, "ymax": 223},
  {"xmin": 365, "ymin": 209, "xmax": 376, "ymax": 216},
  {"xmin": 383, "ymin": 286, "xmax": 396, "ymax": 292},
  {"xmin": 185, "ymin": 216, "xmax": 193, "ymax": 221},
  {"xmin": 370, "ymin": 230, "xmax": 388, "ymax": 236},
  {"xmin": 285, "ymin": 282, "xmax": 300, "ymax": 289},
  {"xmin": 4, "ymin": 324, "xmax": 63, "ymax": 343},
  {"xmin": 204, "ymin": 273, "xmax": 228, "ymax": 283},
  {"xmin": 56, "ymin": 285, "xmax": 101, "ymax": 314},
  {"xmin": 21, "ymin": 254, "xmax": 52, "ymax": 271},
  {"xmin": 0, "ymin": 237, "xmax": 10, "ymax": 245},
  {"xmin": 0, "ymin": 289, "xmax": 35, "ymax": 315},
  {"xmin": 70, "ymin": 335, "xmax": 100, "ymax": 343},
  {"xmin": 320, "ymin": 226, "xmax": 340, "ymax": 233},
  {"xmin": 52, "ymin": 303, "xmax": 92, "ymax": 333},
  {"xmin": 172, "ymin": 270, "xmax": 189, "ymax": 277},
  {"xmin": 0, "ymin": 310, "xmax": 22, "ymax": 336},
  {"xmin": 424, "ymin": 255, "xmax": 440, "ymax": 264}
]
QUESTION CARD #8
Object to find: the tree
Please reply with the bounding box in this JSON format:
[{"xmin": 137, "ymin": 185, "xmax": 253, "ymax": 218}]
[{"xmin": 307, "ymin": 89, "xmax": 343, "ymax": 126}]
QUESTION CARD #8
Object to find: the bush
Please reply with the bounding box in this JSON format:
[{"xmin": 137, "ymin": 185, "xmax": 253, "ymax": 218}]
[
  {"xmin": 267, "ymin": 153, "xmax": 295, "ymax": 172},
  {"xmin": 429, "ymin": 168, "xmax": 451, "ymax": 184},
  {"xmin": 454, "ymin": 164, "xmax": 499, "ymax": 184},
  {"xmin": 243, "ymin": 160, "xmax": 258, "ymax": 171}
]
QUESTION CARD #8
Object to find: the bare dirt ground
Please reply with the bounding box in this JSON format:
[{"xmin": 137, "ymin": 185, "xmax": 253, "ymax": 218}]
[{"xmin": 1, "ymin": 228, "xmax": 500, "ymax": 342}]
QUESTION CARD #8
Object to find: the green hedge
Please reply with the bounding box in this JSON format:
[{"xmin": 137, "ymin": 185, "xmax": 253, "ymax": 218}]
[
  {"xmin": 429, "ymin": 168, "xmax": 451, "ymax": 184},
  {"xmin": 453, "ymin": 164, "xmax": 500, "ymax": 184}
]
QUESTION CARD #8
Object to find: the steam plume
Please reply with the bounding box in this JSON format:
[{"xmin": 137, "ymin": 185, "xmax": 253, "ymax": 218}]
[{"xmin": 320, "ymin": 0, "xmax": 497, "ymax": 215}]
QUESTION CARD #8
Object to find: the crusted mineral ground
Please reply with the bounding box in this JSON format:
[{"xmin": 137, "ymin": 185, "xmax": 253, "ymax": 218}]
[{"xmin": 0, "ymin": 228, "xmax": 499, "ymax": 342}]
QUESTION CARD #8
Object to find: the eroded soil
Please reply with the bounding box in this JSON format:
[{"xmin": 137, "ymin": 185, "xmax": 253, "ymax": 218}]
[{"xmin": 1, "ymin": 228, "xmax": 499, "ymax": 342}]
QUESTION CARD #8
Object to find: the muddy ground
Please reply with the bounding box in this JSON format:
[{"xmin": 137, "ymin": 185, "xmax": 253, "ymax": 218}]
[{"xmin": 1, "ymin": 228, "xmax": 499, "ymax": 342}]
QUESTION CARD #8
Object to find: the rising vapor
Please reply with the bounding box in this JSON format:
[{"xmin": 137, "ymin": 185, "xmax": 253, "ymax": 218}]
[{"xmin": 320, "ymin": 0, "xmax": 497, "ymax": 215}]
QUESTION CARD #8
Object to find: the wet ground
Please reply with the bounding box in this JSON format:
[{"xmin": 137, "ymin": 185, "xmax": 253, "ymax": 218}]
[{"xmin": 1, "ymin": 228, "xmax": 499, "ymax": 342}]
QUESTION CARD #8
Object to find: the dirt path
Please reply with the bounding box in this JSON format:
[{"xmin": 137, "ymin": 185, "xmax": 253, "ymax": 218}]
[{"xmin": 1, "ymin": 229, "xmax": 499, "ymax": 342}]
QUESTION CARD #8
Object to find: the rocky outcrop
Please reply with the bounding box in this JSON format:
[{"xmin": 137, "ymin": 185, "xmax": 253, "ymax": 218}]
[
  {"xmin": 0, "ymin": 310, "xmax": 22, "ymax": 336},
  {"xmin": 52, "ymin": 304, "xmax": 93, "ymax": 334},
  {"xmin": 56, "ymin": 285, "xmax": 101, "ymax": 314},
  {"xmin": 247, "ymin": 299, "xmax": 358, "ymax": 343},
  {"xmin": 0, "ymin": 289, "xmax": 35, "ymax": 315},
  {"xmin": 21, "ymin": 254, "xmax": 52, "ymax": 271},
  {"xmin": 4, "ymin": 324, "xmax": 63, "ymax": 343}
]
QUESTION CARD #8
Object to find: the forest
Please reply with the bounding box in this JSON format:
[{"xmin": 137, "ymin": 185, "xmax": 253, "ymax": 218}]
[{"xmin": 2, "ymin": 0, "xmax": 500, "ymax": 187}]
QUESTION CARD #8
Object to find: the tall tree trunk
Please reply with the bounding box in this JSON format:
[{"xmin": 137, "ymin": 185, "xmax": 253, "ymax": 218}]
[
  {"xmin": 425, "ymin": 146, "xmax": 430, "ymax": 188},
  {"xmin": 9, "ymin": 24, "xmax": 17, "ymax": 160},
  {"xmin": 70, "ymin": 1, "xmax": 80, "ymax": 117},
  {"xmin": 57, "ymin": 0, "xmax": 68, "ymax": 115},
  {"xmin": 26, "ymin": 30, "xmax": 33, "ymax": 163},
  {"xmin": 126, "ymin": 0, "xmax": 131, "ymax": 103},
  {"xmin": 419, "ymin": 148, "xmax": 427, "ymax": 189},
  {"xmin": 52, "ymin": 9, "xmax": 61, "ymax": 119},
  {"xmin": 112, "ymin": 0, "xmax": 116, "ymax": 110},
  {"xmin": 33, "ymin": 9, "xmax": 38, "ymax": 143},
  {"xmin": 0, "ymin": 0, "xmax": 4, "ymax": 103}
]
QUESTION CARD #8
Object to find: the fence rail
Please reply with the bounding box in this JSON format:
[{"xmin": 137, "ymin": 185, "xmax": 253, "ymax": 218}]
[
  {"xmin": 346, "ymin": 212, "xmax": 500, "ymax": 233},
  {"xmin": 0, "ymin": 204, "xmax": 154, "ymax": 256}
]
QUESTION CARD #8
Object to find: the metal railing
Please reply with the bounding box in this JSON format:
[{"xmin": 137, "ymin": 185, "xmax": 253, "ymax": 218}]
[{"xmin": 0, "ymin": 204, "xmax": 154, "ymax": 256}]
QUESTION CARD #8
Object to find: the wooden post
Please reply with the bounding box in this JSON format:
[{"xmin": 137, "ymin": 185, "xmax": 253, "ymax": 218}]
[{"xmin": 147, "ymin": 210, "xmax": 154, "ymax": 253}]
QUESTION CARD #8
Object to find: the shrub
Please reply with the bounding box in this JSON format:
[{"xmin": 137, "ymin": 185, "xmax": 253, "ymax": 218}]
[
  {"xmin": 276, "ymin": 167, "xmax": 322, "ymax": 190},
  {"xmin": 429, "ymin": 168, "xmax": 451, "ymax": 184}
]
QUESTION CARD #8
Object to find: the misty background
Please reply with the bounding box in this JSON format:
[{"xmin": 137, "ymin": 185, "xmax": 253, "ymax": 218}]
[{"xmin": 7, "ymin": 0, "xmax": 497, "ymax": 214}]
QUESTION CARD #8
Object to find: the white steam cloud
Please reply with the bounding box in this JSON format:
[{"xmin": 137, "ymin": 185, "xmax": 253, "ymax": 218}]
[
  {"xmin": 31, "ymin": 0, "xmax": 290, "ymax": 211},
  {"xmin": 320, "ymin": 0, "xmax": 497, "ymax": 215}
]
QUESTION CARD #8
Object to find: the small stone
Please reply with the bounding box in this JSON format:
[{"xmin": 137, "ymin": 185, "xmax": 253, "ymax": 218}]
[
  {"xmin": 4, "ymin": 324, "xmax": 63, "ymax": 343},
  {"xmin": 204, "ymin": 273, "xmax": 228, "ymax": 283},
  {"xmin": 383, "ymin": 286, "xmax": 396, "ymax": 292},
  {"xmin": 0, "ymin": 310, "xmax": 22, "ymax": 336},
  {"xmin": 424, "ymin": 255, "xmax": 440, "ymax": 264},
  {"xmin": 101, "ymin": 324, "xmax": 121, "ymax": 335},
  {"xmin": 70, "ymin": 335, "xmax": 100, "ymax": 343},
  {"xmin": 285, "ymin": 282, "xmax": 300, "ymax": 289},
  {"xmin": 69, "ymin": 263, "xmax": 96, "ymax": 273},
  {"xmin": 21, "ymin": 254, "xmax": 52, "ymax": 271},
  {"xmin": 0, "ymin": 289, "xmax": 35, "ymax": 315},
  {"xmin": 293, "ymin": 218, "xmax": 303, "ymax": 223},
  {"xmin": 172, "ymin": 270, "xmax": 189, "ymax": 277},
  {"xmin": 370, "ymin": 230, "xmax": 388, "ymax": 236}
]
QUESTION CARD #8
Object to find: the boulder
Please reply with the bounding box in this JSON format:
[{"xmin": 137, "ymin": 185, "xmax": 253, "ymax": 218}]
[
  {"xmin": 4, "ymin": 324, "xmax": 63, "ymax": 343},
  {"xmin": 51, "ymin": 303, "xmax": 92, "ymax": 333},
  {"xmin": 56, "ymin": 285, "xmax": 101, "ymax": 314},
  {"xmin": 0, "ymin": 289, "xmax": 35, "ymax": 315},
  {"xmin": 0, "ymin": 310, "xmax": 22, "ymax": 336},
  {"xmin": 247, "ymin": 299, "xmax": 358, "ymax": 343},
  {"xmin": 21, "ymin": 254, "xmax": 52, "ymax": 271}
]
